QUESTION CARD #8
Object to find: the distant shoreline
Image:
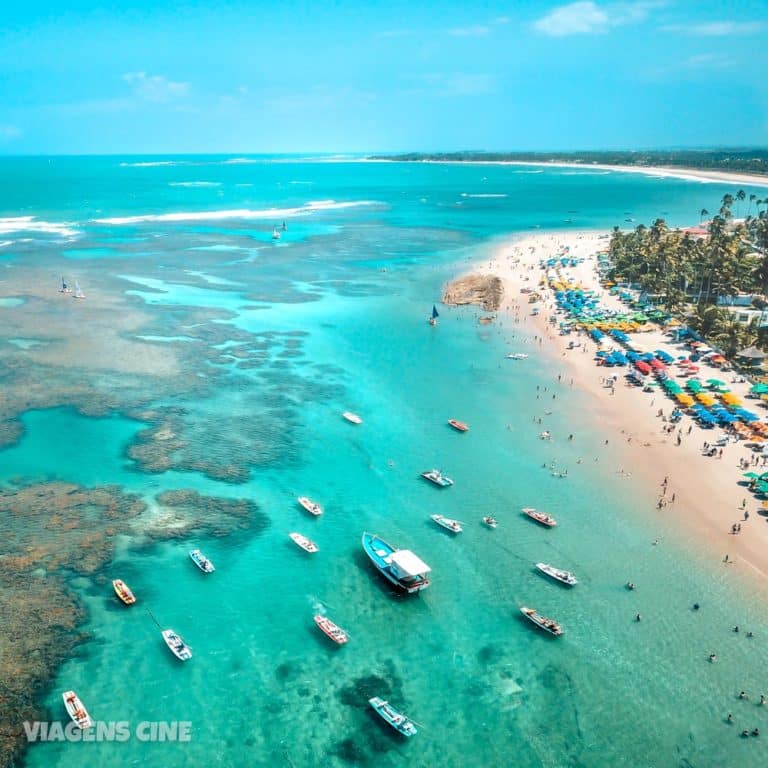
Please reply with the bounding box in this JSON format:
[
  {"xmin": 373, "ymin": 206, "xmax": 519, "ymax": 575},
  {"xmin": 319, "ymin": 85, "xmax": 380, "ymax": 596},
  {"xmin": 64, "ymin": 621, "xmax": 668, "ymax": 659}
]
[{"xmin": 362, "ymin": 157, "xmax": 768, "ymax": 188}]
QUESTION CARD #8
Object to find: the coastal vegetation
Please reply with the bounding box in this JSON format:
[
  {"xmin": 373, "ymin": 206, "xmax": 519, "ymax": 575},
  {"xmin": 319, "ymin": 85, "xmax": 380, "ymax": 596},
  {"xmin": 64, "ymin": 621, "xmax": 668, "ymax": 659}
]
[
  {"xmin": 369, "ymin": 149, "xmax": 768, "ymax": 177},
  {"xmin": 606, "ymin": 193, "xmax": 768, "ymax": 356}
]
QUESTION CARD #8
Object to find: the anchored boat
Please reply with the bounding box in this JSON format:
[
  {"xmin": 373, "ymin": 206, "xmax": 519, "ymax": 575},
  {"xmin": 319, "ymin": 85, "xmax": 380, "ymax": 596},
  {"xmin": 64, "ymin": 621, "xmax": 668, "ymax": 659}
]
[
  {"xmin": 430, "ymin": 514, "xmax": 462, "ymax": 533},
  {"xmin": 522, "ymin": 507, "xmax": 557, "ymax": 527},
  {"xmin": 112, "ymin": 579, "xmax": 136, "ymax": 605},
  {"xmin": 298, "ymin": 496, "xmax": 323, "ymax": 516},
  {"xmin": 314, "ymin": 615, "xmax": 349, "ymax": 645},
  {"xmin": 342, "ymin": 411, "xmax": 363, "ymax": 424},
  {"xmin": 189, "ymin": 549, "xmax": 215, "ymax": 573},
  {"xmin": 536, "ymin": 562, "xmax": 577, "ymax": 586},
  {"xmin": 289, "ymin": 532, "xmax": 319, "ymax": 553},
  {"xmin": 447, "ymin": 419, "xmax": 469, "ymax": 432},
  {"xmin": 369, "ymin": 697, "xmax": 418, "ymax": 737},
  {"xmin": 361, "ymin": 532, "xmax": 431, "ymax": 593},
  {"xmin": 520, "ymin": 605, "xmax": 563, "ymax": 636},
  {"xmin": 420, "ymin": 468, "xmax": 454, "ymax": 488},
  {"xmin": 482, "ymin": 516, "xmax": 498, "ymax": 529},
  {"xmin": 62, "ymin": 691, "xmax": 92, "ymax": 729},
  {"xmin": 162, "ymin": 629, "xmax": 193, "ymax": 661}
]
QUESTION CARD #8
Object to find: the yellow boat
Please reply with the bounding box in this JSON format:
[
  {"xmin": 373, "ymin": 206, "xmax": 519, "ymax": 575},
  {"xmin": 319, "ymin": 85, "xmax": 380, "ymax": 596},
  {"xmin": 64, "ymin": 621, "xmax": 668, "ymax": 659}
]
[{"xmin": 112, "ymin": 579, "xmax": 136, "ymax": 606}]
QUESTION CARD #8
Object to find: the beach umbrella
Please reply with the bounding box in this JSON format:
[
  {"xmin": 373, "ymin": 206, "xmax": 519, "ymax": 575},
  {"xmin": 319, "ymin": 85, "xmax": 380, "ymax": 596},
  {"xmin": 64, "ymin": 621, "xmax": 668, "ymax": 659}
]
[
  {"xmin": 751, "ymin": 383, "xmax": 768, "ymax": 395},
  {"xmin": 707, "ymin": 379, "xmax": 726, "ymax": 387},
  {"xmin": 737, "ymin": 346, "xmax": 767, "ymax": 362},
  {"xmin": 743, "ymin": 472, "xmax": 761, "ymax": 479}
]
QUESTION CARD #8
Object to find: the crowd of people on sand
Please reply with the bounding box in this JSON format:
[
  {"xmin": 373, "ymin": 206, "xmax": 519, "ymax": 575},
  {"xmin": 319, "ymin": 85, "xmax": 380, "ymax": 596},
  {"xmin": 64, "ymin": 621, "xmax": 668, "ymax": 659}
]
[{"xmin": 481, "ymin": 234, "xmax": 768, "ymax": 742}]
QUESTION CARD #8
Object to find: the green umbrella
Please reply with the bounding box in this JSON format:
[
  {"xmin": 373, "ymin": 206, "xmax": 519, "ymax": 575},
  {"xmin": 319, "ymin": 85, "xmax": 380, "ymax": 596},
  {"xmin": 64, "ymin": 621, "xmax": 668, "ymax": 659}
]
[
  {"xmin": 751, "ymin": 383, "xmax": 768, "ymax": 394},
  {"xmin": 743, "ymin": 472, "xmax": 760, "ymax": 479},
  {"xmin": 707, "ymin": 379, "xmax": 726, "ymax": 387},
  {"xmin": 756, "ymin": 482, "xmax": 768, "ymax": 494}
]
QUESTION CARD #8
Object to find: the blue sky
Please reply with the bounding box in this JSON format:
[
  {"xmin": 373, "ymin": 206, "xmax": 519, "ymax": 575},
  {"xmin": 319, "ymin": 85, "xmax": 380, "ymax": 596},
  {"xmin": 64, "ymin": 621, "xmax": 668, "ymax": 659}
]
[{"xmin": 0, "ymin": 0, "xmax": 766, "ymax": 154}]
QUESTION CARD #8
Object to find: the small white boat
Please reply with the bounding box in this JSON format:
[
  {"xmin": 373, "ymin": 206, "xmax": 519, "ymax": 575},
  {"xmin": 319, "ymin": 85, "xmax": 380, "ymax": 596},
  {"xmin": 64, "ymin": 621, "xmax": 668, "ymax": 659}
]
[
  {"xmin": 420, "ymin": 468, "xmax": 454, "ymax": 487},
  {"xmin": 430, "ymin": 514, "xmax": 462, "ymax": 533},
  {"xmin": 62, "ymin": 691, "xmax": 93, "ymax": 729},
  {"xmin": 447, "ymin": 419, "xmax": 469, "ymax": 432},
  {"xmin": 272, "ymin": 228, "xmax": 281, "ymax": 240},
  {"xmin": 162, "ymin": 629, "xmax": 192, "ymax": 661},
  {"xmin": 522, "ymin": 507, "xmax": 557, "ymax": 527},
  {"xmin": 482, "ymin": 516, "xmax": 498, "ymax": 529},
  {"xmin": 536, "ymin": 562, "xmax": 578, "ymax": 586},
  {"xmin": 506, "ymin": 353, "xmax": 529, "ymax": 360},
  {"xmin": 369, "ymin": 697, "xmax": 417, "ymax": 737},
  {"xmin": 73, "ymin": 280, "xmax": 86, "ymax": 300},
  {"xmin": 520, "ymin": 605, "xmax": 563, "ymax": 636},
  {"xmin": 342, "ymin": 411, "xmax": 363, "ymax": 424},
  {"xmin": 314, "ymin": 615, "xmax": 349, "ymax": 645},
  {"xmin": 289, "ymin": 532, "xmax": 319, "ymax": 553},
  {"xmin": 539, "ymin": 431, "xmax": 551, "ymax": 440},
  {"xmin": 298, "ymin": 496, "xmax": 323, "ymax": 516},
  {"xmin": 189, "ymin": 549, "xmax": 215, "ymax": 573}
]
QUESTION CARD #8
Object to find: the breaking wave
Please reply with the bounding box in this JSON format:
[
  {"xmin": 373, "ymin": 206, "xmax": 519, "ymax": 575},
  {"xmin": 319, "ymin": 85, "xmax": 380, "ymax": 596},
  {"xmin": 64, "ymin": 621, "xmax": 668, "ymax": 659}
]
[{"xmin": 91, "ymin": 199, "xmax": 380, "ymax": 226}]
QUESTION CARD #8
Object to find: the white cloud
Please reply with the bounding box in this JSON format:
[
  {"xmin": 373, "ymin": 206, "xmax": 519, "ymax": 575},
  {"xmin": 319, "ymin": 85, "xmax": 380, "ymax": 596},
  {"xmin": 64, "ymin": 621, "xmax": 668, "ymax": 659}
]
[
  {"xmin": 681, "ymin": 53, "xmax": 734, "ymax": 70},
  {"xmin": 122, "ymin": 72, "xmax": 189, "ymax": 103},
  {"xmin": 662, "ymin": 21, "xmax": 765, "ymax": 36},
  {"xmin": 448, "ymin": 25, "xmax": 489, "ymax": 37},
  {"xmin": 414, "ymin": 72, "xmax": 497, "ymax": 97},
  {"xmin": 533, "ymin": 1, "xmax": 663, "ymax": 37}
]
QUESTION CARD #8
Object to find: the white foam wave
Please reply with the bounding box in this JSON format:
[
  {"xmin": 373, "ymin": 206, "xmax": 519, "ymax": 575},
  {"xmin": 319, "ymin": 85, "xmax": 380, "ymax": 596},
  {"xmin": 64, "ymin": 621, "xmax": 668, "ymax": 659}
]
[
  {"xmin": 120, "ymin": 161, "xmax": 189, "ymax": 167},
  {"xmin": 169, "ymin": 181, "xmax": 222, "ymax": 188},
  {"xmin": 221, "ymin": 158, "xmax": 258, "ymax": 165},
  {"xmin": 459, "ymin": 193, "xmax": 508, "ymax": 198},
  {"xmin": 0, "ymin": 240, "xmax": 13, "ymax": 248},
  {"xmin": 0, "ymin": 216, "xmax": 80, "ymax": 238},
  {"xmin": 289, "ymin": 180, "xmax": 314, "ymax": 185},
  {"xmin": 92, "ymin": 199, "xmax": 379, "ymax": 226},
  {"xmin": 510, "ymin": 169, "xmax": 544, "ymax": 174}
]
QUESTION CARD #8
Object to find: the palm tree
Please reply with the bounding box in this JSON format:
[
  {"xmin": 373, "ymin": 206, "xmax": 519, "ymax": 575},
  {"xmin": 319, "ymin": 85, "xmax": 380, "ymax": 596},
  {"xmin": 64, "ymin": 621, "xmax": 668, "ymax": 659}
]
[
  {"xmin": 736, "ymin": 189, "xmax": 746, "ymax": 218},
  {"xmin": 700, "ymin": 208, "xmax": 709, "ymax": 224},
  {"xmin": 749, "ymin": 194, "xmax": 757, "ymax": 217}
]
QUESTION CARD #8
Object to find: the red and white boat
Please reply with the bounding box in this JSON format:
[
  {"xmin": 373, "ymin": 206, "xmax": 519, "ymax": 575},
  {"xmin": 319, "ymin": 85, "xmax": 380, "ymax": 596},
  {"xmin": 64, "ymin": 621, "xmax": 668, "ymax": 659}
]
[
  {"xmin": 298, "ymin": 496, "xmax": 323, "ymax": 516},
  {"xmin": 62, "ymin": 691, "xmax": 93, "ymax": 729},
  {"xmin": 112, "ymin": 579, "xmax": 136, "ymax": 605},
  {"xmin": 447, "ymin": 419, "xmax": 469, "ymax": 432},
  {"xmin": 522, "ymin": 507, "xmax": 557, "ymax": 527},
  {"xmin": 314, "ymin": 615, "xmax": 349, "ymax": 644},
  {"xmin": 289, "ymin": 532, "xmax": 319, "ymax": 553}
]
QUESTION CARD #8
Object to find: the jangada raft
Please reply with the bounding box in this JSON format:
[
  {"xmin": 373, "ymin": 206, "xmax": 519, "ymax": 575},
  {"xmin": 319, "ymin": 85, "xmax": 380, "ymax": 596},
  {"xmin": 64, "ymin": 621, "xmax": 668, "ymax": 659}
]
[
  {"xmin": 313, "ymin": 615, "xmax": 349, "ymax": 645},
  {"xmin": 520, "ymin": 605, "xmax": 563, "ymax": 636},
  {"xmin": 162, "ymin": 629, "xmax": 193, "ymax": 661},
  {"xmin": 362, "ymin": 532, "xmax": 431, "ymax": 593},
  {"xmin": 369, "ymin": 697, "xmax": 418, "ymax": 737},
  {"xmin": 298, "ymin": 496, "xmax": 323, "ymax": 516},
  {"xmin": 62, "ymin": 690, "xmax": 93, "ymax": 729},
  {"xmin": 522, "ymin": 507, "xmax": 557, "ymax": 527}
]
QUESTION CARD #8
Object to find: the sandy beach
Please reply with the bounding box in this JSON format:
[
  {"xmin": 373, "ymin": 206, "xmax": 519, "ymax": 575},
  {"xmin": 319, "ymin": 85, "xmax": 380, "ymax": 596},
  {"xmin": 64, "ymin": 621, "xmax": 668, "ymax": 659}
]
[{"xmin": 472, "ymin": 230, "xmax": 768, "ymax": 582}]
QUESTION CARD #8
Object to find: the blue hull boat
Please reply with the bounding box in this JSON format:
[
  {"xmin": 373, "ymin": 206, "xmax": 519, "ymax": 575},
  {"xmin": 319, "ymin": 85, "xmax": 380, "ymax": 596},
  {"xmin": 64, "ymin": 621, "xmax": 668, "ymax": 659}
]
[{"xmin": 361, "ymin": 532, "xmax": 431, "ymax": 593}]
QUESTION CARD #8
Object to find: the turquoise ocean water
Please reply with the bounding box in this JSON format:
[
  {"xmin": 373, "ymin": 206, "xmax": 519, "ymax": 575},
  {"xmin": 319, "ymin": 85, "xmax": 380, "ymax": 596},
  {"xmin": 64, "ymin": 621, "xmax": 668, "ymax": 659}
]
[{"xmin": 2, "ymin": 157, "xmax": 768, "ymax": 767}]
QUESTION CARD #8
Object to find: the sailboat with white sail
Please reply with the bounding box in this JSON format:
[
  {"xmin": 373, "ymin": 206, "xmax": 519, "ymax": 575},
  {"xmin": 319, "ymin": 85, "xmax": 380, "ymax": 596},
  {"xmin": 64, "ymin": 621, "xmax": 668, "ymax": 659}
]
[{"xmin": 73, "ymin": 280, "xmax": 86, "ymax": 299}]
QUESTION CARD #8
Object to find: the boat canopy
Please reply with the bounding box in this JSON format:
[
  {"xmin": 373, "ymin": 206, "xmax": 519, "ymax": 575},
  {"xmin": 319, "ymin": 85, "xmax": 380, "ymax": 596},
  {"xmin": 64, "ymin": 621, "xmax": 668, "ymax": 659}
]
[{"xmin": 390, "ymin": 550, "xmax": 431, "ymax": 578}]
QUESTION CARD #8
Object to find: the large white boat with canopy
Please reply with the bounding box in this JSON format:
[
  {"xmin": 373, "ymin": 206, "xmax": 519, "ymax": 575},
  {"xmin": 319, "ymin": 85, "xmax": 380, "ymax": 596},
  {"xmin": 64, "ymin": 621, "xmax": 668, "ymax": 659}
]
[{"xmin": 361, "ymin": 532, "xmax": 431, "ymax": 593}]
